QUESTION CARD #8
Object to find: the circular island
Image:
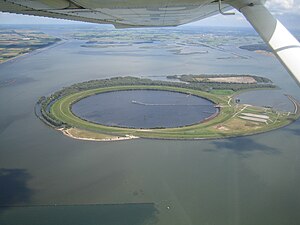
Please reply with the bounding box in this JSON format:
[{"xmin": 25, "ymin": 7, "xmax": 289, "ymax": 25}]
[{"xmin": 36, "ymin": 76, "xmax": 300, "ymax": 141}]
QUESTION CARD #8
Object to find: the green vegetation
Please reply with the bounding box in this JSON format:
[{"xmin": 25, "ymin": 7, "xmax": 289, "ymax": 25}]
[
  {"xmin": 206, "ymin": 89, "xmax": 235, "ymax": 95},
  {"xmin": 36, "ymin": 77, "xmax": 300, "ymax": 141},
  {"xmin": 239, "ymin": 44, "xmax": 271, "ymax": 52}
]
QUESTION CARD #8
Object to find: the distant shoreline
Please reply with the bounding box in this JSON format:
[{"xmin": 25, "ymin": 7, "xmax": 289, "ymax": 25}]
[{"xmin": 0, "ymin": 40, "xmax": 64, "ymax": 65}]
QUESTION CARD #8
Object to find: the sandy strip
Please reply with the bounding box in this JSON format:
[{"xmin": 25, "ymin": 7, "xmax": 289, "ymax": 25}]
[
  {"xmin": 241, "ymin": 113, "xmax": 269, "ymax": 119},
  {"xmin": 57, "ymin": 128, "xmax": 139, "ymax": 142},
  {"xmin": 238, "ymin": 116, "xmax": 267, "ymax": 123}
]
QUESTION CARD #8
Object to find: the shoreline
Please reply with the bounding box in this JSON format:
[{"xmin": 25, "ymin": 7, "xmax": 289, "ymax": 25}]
[
  {"xmin": 56, "ymin": 117, "xmax": 300, "ymax": 142},
  {"xmin": 0, "ymin": 40, "xmax": 65, "ymax": 66},
  {"xmin": 59, "ymin": 128, "xmax": 139, "ymax": 142}
]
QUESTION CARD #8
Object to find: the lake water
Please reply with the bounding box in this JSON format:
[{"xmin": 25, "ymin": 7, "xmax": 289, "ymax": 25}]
[
  {"xmin": 236, "ymin": 89, "xmax": 295, "ymax": 112},
  {"xmin": 72, "ymin": 90, "xmax": 217, "ymax": 128},
  {"xmin": 0, "ymin": 25, "xmax": 300, "ymax": 225}
]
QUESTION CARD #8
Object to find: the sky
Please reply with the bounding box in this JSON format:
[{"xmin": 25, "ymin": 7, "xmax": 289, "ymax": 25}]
[{"xmin": 0, "ymin": 0, "xmax": 299, "ymax": 30}]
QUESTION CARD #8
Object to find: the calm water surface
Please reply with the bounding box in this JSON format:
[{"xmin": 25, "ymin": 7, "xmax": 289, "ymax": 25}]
[
  {"xmin": 72, "ymin": 90, "xmax": 217, "ymax": 128},
  {"xmin": 0, "ymin": 26, "xmax": 300, "ymax": 225},
  {"xmin": 236, "ymin": 89, "xmax": 295, "ymax": 112}
]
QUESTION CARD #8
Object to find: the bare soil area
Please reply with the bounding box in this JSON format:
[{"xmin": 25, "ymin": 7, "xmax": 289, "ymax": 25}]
[{"xmin": 195, "ymin": 76, "xmax": 257, "ymax": 83}]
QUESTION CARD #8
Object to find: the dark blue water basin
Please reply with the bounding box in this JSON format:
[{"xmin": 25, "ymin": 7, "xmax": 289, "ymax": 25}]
[{"xmin": 71, "ymin": 90, "xmax": 217, "ymax": 129}]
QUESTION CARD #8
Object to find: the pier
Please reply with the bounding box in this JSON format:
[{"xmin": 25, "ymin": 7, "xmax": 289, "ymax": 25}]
[{"xmin": 131, "ymin": 100, "xmax": 215, "ymax": 107}]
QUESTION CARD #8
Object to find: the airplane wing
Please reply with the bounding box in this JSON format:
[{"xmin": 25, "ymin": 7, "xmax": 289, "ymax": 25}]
[
  {"xmin": 0, "ymin": 0, "xmax": 232, "ymax": 27},
  {"xmin": 1, "ymin": 0, "xmax": 300, "ymax": 85}
]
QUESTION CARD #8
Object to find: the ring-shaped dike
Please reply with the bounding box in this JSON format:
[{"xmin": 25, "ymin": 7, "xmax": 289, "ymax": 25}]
[{"xmin": 48, "ymin": 85, "xmax": 299, "ymax": 140}]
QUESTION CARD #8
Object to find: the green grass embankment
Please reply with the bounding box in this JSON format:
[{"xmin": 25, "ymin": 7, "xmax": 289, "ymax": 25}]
[
  {"xmin": 50, "ymin": 85, "xmax": 232, "ymax": 139},
  {"xmin": 48, "ymin": 85, "xmax": 300, "ymax": 140}
]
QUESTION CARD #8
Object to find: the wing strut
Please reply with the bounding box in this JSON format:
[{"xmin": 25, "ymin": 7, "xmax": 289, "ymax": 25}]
[
  {"xmin": 219, "ymin": 0, "xmax": 235, "ymax": 15},
  {"xmin": 231, "ymin": 3, "xmax": 300, "ymax": 86}
]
